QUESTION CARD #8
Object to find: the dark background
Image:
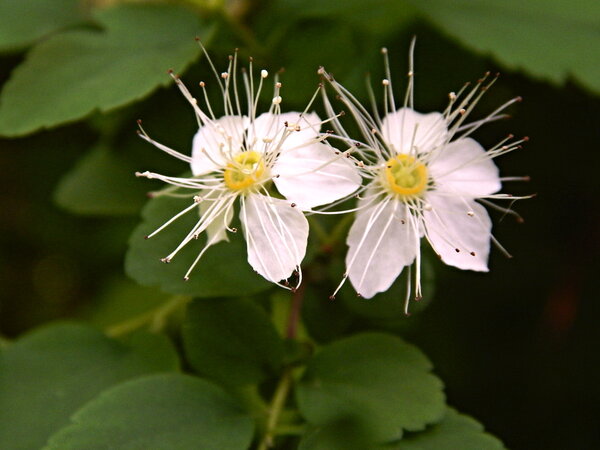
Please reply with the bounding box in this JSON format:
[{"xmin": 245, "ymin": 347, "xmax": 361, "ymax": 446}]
[{"xmin": 1, "ymin": 3, "xmax": 598, "ymax": 449}]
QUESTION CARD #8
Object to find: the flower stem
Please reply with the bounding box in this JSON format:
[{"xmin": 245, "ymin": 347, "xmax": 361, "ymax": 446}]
[
  {"xmin": 257, "ymin": 368, "xmax": 294, "ymax": 450},
  {"xmin": 274, "ymin": 423, "xmax": 307, "ymax": 436},
  {"xmin": 257, "ymin": 285, "xmax": 306, "ymax": 448},
  {"xmin": 286, "ymin": 283, "xmax": 305, "ymax": 340},
  {"xmin": 325, "ymin": 213, "xmax": 354, "ymax": 247},
  {"xmin": 105, "ymin": 295, "xmax": 191, "ymax": 337},
  {"xmin": 307, "ymin": 216, "xmax": 329, "ymax": 245}
]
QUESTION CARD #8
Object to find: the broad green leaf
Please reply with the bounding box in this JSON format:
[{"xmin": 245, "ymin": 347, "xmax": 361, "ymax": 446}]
[
  {"xmin": 44, "ymin": 373, "xmax": 254, "ymax": 450},
  {"xmin": 125, "ymin": 195, "xmax": 270, "ymax": 297},
  {"xmin": 182, "ymin": 297, "xmax": 284, "ymax": 386},
  {"xmin": 391, "ymin": 408, "xmax": 505, "ymax": 449},
  {"xmin": 296, "ymin": 333, "xmax": 445, "ymax": 442},
  {"xmin": 0, "ymin": 323, "xmax": 178, "ymax": 450},
  {"xmin": 0, "ymin": 4, "xmax": 209, "ymax": 136},
  {"xmin": 54, "ymin": 144, "xmax": 148, "ymax": 216},
  {"xmin": 0, "ymin": 0, "xmax": 87, "ymax": 53},
  {"xmin": 411, "ymin": 0, "xmax": 600, "ymax": 95}
]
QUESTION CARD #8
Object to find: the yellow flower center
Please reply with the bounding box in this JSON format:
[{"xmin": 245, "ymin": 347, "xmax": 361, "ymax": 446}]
[
  {"xmin": 223, "ymin": 151, "xmax": 266, "ymax": 191},
  {"xmin": 384, "ymin": 154, "xmax": 428, "ymax": 197}
]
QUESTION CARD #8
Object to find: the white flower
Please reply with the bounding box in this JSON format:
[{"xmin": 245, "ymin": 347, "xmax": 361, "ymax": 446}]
[
  {"xmin": 321, "ymin": 43, "xmax": 528, "ymax": 308},
  {"xmin": 136, "ymin": 52, "xmax": 361, "ymax": 289}
]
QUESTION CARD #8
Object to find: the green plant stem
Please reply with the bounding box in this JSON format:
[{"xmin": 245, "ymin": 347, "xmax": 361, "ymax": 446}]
[
  {"xmin": 105, "ymin": 295, "xmax": 191, "ymax": 337},
  {"xmin": 257, "ymin": 286, "xmax": 306, "ymax": 448},
  {"xmin": 286, "ymin": 283, "xmax": 305, "ymax": 340},
  {"xmin": 232, "ymin": 384, "xmax": 268, "ymax": 419},
  {"xmin": 274, "ymin": 424, "xmax": 307, "ymax": 436},
  {"xmin": 257, "ymin": 368, "xmax": 294, "ymax": 450},
  {"xmin": 325, "ymin": 213, "xmax": 354, "ymax": 247},
  {"xmin": 307, "ymin": 216, "xmax": 329, "ymax": 246},
  {"xmin": 309, "ymin": 213, "xmax": 355, "ymax": 251}
]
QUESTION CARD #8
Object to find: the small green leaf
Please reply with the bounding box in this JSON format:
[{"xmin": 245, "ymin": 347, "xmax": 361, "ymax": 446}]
[
  {"xmin": 0, "ymin": 3, "xmax": 209, "ymax": 136},
  {"xmin": 391, "ymin": 408, "xmax": 505, "ymax": 449},
  {"xmin": 296, "ymin": 333, "xmax": 445, "ymax": 442},
  {"xmin": 0, "ymin": 322, "xmax": 178, "ymax": 450},
  {"xmin": 182, "ymin": 297, "xmax": 284, "ymax": 386},
  {"xmin": 54, "ymin": 144, "xmax": 148, "ymax": 216},
  {"xmin": 411, "ymin": 0, "xmax": 600, "ymax": 95},
  {"xmin": 125, "ymin": 195, "xmax": 270, "ymax": 298},
  {"xmin": 44, "ymin": 374, "xmax": 254, "ymax": 450},
  {"xmin": 0, "ymin": 0, "xmax": 87, "ymax": 53}
]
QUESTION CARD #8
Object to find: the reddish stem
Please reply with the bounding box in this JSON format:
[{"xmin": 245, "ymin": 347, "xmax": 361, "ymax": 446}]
[{"xmin": 286, "ymin": 283, "xmax": 305, "ymax": 340}]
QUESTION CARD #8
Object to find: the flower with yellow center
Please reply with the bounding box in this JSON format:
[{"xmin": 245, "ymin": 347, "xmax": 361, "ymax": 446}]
[
  {"xmin": 135, "ymin": 52, "xmax": 361, "ymax": 288},
  {"xmin": 223, "ymin": 151, "xmax": 267, "ymax": 191},
  {"xmin": 320, "ymin": 42, "xmax": 528, "ymax": 308},
  {"xmin": 384, "ymin": 154, "xmax": 428, "ymax": 197}
]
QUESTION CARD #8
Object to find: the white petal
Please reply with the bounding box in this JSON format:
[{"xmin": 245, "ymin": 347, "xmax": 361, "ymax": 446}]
[
  {"xmin": 246, "ymin": 112, "xmax": 321, "ymax": 153},
  {"xmin": 191, "ymin": 115, "xmax": 247, "ymax": 175},
  {"xmin": 428, "ymin": 138, "xmax": 501, "ymax": 197},
  {"xmin": 346, "ymin": 197, "xmax": 418, "ymax": 298},
  {"xmin": 272, "ymin": 142, "xmax": 361, "ymax": 209},
  {"xmin": 241, "ymin": 194, "xmax": 309, "ymax": 283},
  {"xmin": 423, "ymin": 193, "xmax": 491, "ymax": 271},
  {"xmin": 199, "ymin": 190, "xmax": 235, "ymax": 245},
  {"xmin": 381, "ymin": 108, "xmax": 448, "ymax": 154}
]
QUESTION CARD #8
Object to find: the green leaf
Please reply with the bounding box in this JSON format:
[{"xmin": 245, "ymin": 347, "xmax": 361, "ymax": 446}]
[
  {"xmin": 296, "ymin": 333, "xmax": 445, "ymax": 442},
  {"xmin": 54, "ymin": 144, "xmax": 148, "ymax": 216},
  {"xmin": 411, "ymin": 0, "xmax": 600, "ymax": 95},
  {"xmin": 125, "ymin": 195, "xmax": 270, "ymax": 298},
  {"xmin": 391, "ymin": 408, "xmax": 505, "ymax": 449},
  {"xmin": 0, "ymin": 3, "xmax": 210, "ymax": 136},
  {"xmin": 44, "ymin": 373, "xmax": 254, "ymax": 450},
  {"xmin": 0, "ymin": 322, "xmax": 178, "ymax": 450},
  {"xmin": 182, "ymin": 297, "xmax": 284, "ymax": 386},
  {"xmin": 0, "ymin": 0, "xmax": 87, "ymax": 53}
]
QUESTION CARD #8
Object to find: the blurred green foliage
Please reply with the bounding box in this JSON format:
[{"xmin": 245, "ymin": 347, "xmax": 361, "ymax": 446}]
[{"xmin": 0, "ymin": 0, "xmax": 598, "ymax": 449}]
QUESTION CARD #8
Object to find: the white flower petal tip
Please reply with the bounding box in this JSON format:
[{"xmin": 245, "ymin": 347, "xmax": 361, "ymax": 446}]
[
  {"xmin": 344, "ymin": 199, "xmax": 417, "ymax": 299},
  {"xmin": 321, "ymin": 42, "xmax": 528, "ymax": 303},
  {"xmin": 241, "ymin": 195, "xmax": 308, "ymax": 285},
  {"xmin": 135, "ymin": 51, "xmax": 356, "ymax": 287},
  {"xmin": 381, "ymin": 108, "xmax": 449, "ymax": 154},
  {"xmin": 424, "ymin": 195, "xmax": 491, "ymax": 272}
]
